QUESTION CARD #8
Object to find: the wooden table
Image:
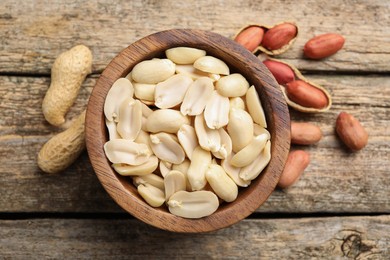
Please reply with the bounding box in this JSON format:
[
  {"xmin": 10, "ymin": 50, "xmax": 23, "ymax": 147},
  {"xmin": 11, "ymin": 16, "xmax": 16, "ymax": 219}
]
[{"xmin": 1, "ymin": 0, "xmax": 389, "ymax": 258}]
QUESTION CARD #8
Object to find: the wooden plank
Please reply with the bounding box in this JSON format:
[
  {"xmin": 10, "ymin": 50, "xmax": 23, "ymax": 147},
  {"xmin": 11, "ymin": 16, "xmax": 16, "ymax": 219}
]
[
  {"xmin": 0, "ymin": 74, "xmax": 389, "ymax": 213},
  {"xmin": 0, "ymin": 0, "xmax": 389, "ymax": 74},
  {"xmin": 0, "ymin": 216, "xmax": 389, "ymax": 258}
]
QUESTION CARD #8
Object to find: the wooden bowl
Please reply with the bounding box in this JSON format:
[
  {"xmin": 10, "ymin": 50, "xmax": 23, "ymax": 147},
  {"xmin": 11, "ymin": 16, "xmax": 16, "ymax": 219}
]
[{"xmin": 85, "ymin": 29, "xmax": 290, "ymax": 232}]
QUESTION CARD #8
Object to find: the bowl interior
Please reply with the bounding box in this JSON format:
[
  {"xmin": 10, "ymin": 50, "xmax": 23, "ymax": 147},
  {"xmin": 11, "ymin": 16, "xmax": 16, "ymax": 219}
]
[{"xmin": 85, "ymin": 29, "xmax": 290, "ymax": 232}]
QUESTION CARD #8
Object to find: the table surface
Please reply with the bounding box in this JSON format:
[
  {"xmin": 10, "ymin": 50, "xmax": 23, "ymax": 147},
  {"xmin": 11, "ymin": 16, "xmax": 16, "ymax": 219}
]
[{"xmin": 1, "ymin": 0, "xmax": 389, "ymax": 258}]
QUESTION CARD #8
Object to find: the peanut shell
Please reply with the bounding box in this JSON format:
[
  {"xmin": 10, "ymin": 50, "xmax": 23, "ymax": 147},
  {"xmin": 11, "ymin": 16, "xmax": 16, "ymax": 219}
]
[
  {"xmin": 263, "ymin": 58, "xmax": 332, "ymax": 113},
  {"xmin": 233, "ymin": 21, "xmax": 298, "ymax": 56}
]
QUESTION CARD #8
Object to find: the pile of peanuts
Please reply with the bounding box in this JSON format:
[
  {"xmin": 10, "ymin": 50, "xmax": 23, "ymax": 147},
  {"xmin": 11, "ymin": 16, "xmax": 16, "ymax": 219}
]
[
  {"xmin": 235, "ymin": 21, "xmax": 368, "ymax": 188},
  {"xmin": 103, "ymin": 47, "xmax": 271, "ymax": 218}
]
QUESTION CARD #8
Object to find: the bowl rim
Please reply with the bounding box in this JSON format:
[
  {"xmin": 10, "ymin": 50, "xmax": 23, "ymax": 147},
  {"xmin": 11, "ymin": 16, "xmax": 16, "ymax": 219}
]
[{"xmin": 85, "ymin": 28, "xmax": 290, "ymax": 233}]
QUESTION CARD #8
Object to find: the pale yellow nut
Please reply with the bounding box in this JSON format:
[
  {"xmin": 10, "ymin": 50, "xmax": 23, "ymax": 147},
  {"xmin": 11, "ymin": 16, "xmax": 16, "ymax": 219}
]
[
  {"xmin": 227, "ymin": 108, "xmax": 254, "ymax": 153},
  {"xmin": 204, "ymin": 90, "xmax": 230, "ymax": 129},
  {"xmin": 175, "ymin": 64, "xmax": 220, "ymax": 82},
  {"xmin": 150, "ymin": 133, "xmax": 185, "ymax": 164},
  {"xmin": 229, "ymin": 97, "xmax": 246, "ymax": 110},
  {"xmin": 117, "ymin": 98, "xmax": 142, "ymax": 141},
  {"xmin": 253, "ymin": 124, "xmax": 271, "ymax": 139},
  {"xmin": 137, "ymin": 183, "xmax": 165, "ymax": 207},
  {"xmin": 141, "ymin": 102, "xmax": 153, "ymax": 118},
  {"xmin": 37, "ymin": 110, "xmax": 86, "ymax": 174},
  {"xmin": 180, "ymin": 77, "xmax": 214, "ymax": 116},
  {"xmin": 134, "ymin": 130, "xmax": 153, "ymax": 155},
  {"xmin": 146, "ymin": 109, "xmax": 190, "ymax": 134},
  {"xmin": 194, "ymin": 113, "xmax": 221, "ymax": 153},
  {"xmin": 104, "ymin": 78, "xmax": 134, "ymax": 122},
  {"xmin": 133, "ymin": 83, "xmax": 156, "ymax": 102},
  {"xmin": 231, "ymin": 133, "xmax": 268, "ymax": 167},
  {"xmin": 193, "ymin": 56, "xmax": 230, "ymax": 75},
  {"xmin": 132, "ymin": 58, "xmax": 175, "ymax": 84},
  {"xmin": 212, "ymin": 127, "xmax": 232, "ymax": 160},
  {"xmin": 42, "ymin": 45, "xmax": 92, "ymax": 126},
  {"xmin": 111, "ymin": 156, "xmax": 158, "ymax": 176},
  {"xmin": 246, "ymin": 85, "xmax": 267, "ymax": 128},
  {"xmin": 159, "ymin": 160, "xmax": 173, "ymax": 178},
  {"xmin": 165, "ymin": 47, "xmax": 206, "ymax": 65},
  {"xmin": 172, "ymin": 159, "xmax": 191, "ymax": 191},
  {"xmin": 155, "ymin": 74, "xmax": 193, "ymax": 109},
  {"xmin": 187, "ymin": 146, "xmax": 211, "ymax": 191},
  {"xmin": 177, "ymin": 124, "xmax": 198, "ymax": 160},
  {"xmin": 216, "ymin": 73, "xmax": 249, "ymax": 98},
  {"xmin": 105, "ymin": 118, "xmax": 121, "ymax": 140},
  {"xmin": 205, "ymin": 164, "xmax": 238, "ymax": 202},
  {"xmin": 167, "ymin": 190, "xmax": 219, "ymax": 219},
  {"xmin": 133, "ymin": 173, "xmax": 164, "ymax": 190},
  {"xmin": 240, "ymin": 140, "xmax": 271, "ymax": 181},
  {"xmin": 104, "ymin": 139, "xmax": 151, "ymax": 166},
  {"xmin": 164, "ymin": 170, "xmax": 186, "ymax": 200},
  {"xmin": 221, "ymin": 153, "xmax": 251, "ymax": 187}
]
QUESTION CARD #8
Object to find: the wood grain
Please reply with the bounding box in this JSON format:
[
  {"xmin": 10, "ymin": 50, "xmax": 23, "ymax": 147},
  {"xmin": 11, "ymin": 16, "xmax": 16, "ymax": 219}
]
[
  {"xmin": 0, "ymin": 216, "xmax": 389, "ymax": 258},
  {"xmin": 0, "ymin": 0, "xmax": 389, "ymax": 74},
  {"xmin": 1, "ymin": 74, "xmax": 389, "ymax": 213}
]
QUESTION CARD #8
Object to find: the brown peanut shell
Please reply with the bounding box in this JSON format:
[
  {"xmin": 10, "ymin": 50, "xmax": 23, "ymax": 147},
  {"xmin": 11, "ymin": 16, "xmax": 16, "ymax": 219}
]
[
  {"xmin": 234, "ymin": 21, "xmax": 298, "ymax": 56},
  {"xmin": 263, "ymin": 57, "xmax": 332, "ymax": 113}
]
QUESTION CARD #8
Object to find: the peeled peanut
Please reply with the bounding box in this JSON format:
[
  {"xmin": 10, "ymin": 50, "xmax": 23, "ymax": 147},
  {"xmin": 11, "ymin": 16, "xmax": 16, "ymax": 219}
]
[
  {"xmin": 262, "ymin": 23, "xmax": 297, "ymax": 51},
  {"xmin": 112, "ymin": 156, "xmax": 158, "ymax": 176},
  {"xmin": 205, "ymin": 164, "xmax": 238, "ymax": 202},
  {"xmin": 166, "ymin": 47, "xmax": 206, "ymax": 65},
  {"xmin": 138, "ymin": 183, "xmax": 165, "ymax": 207},
  {"xmin": 253, "ymin": 124, "xmax": 271, "ymax": 140},
  {"xmin": 193, "ymin": 56, "xmax": 230, "ymax": 75},
  {"xmin": 227, "ymin": 108, "xmax": 253, "ymax": 153},
  {"xmin": 146, "ymin": 109, "xmax": 190, "ymax": 133},
  {"xmin": 172, "ymin": 159, "xmax": 192, "ymax": 191},
  {"xmin": 285, "ymin": 80, "xmax": 328, "ymax": 109},
  {"xmin": 154, "ymin": 74, "xmax": 193, "ymax": 109},
  {"xmin": 133, "ymin": 83, "xmax": 155, "ymax": 102},
  {"xmin": 246, "ymin": 85, "xmax": 267, "ymax": 128},
  {"xmin": 187, "ymin": 146, "xmax": 211, "ymax": 191},
  {"xmin": 104, "ymin": 78, "xmax": 134, "ymax": 122},
  {"xmin": 263, "ymin": 59, "xmax": 295, "ymax": 85},
  {"xmin": 42, "ymin": 45, "xmax": 92, "ymax": 126},
  {"xmin": 194, "ymin": 113, "xmax": 221, "ymax": 152},
  {"xmin": 104, "ymin": 139, "xmax": 151, "ymax": 166},
  {"xmin": 278, "ymin": 150, "xmax": 310, "ymax": 189},
  {"xmin": 175, "ymin": 65, "xmax": 219, "ymax": 81},
  {"xmin": 117, "ymin": 98, "xmax": 142, "ymax": 141},
  {"xmin": 204, "ymin": 91, "xmax": 230, "ymax": 129},
  {"xmin": 150, "ymin": 133, "xmax": 185, "ymax": 164},
  {"xmin": 229, "ymin": 97, "xmax": 246, "ymax": 110},
  {"xmin": 221, "ymin": 153, "xmax": 251, "ymax": 187},
  {"xmin": 336, "ymin": 112, "xmax": 368, "ymax": 151},
  {"xmin": 38, "ymin": 110, "xmax": 86, "ymax": 174},
  {"xmin": 105, "ymin": 118, "xmax": 121, "ymax": 140},
  {"xmin": 164, "ymin": 170, "xmax": 186, "ymax": 200},
  {"xmin": 132, "ymin": 58, "xmax": 175, "ymax": 84},
  {"xmin": 230, "ymin": 134, "xmax": 268, "ymax": 167},
  {"xmin": 291, "ymin": 122, "xmax": 322, "ymax": 145},
  {"xmin": 234, "ymin": 26, "xmax": 264, "ymax": 52},
  {"xmin": 133, "ymin": 173, "xmax": 164, "ymax": 190},
  {"xmin": 167, "ymin": 190, "xmax": 219, "ymax": 218},
  {"xmin": 159, "ymin": 160, "xmax": 172, "ymax": 178},
  {"xmin": 215, "ymin": 73, "xmax": 249, "ymax": 98},
  {"xmin": 134, "ymin": 130, "xmax": 153, "ymax": 154},
  {"xmin": 212, "ymin": 128, "xmax": 232, "ymax": 160},
  {"xmin": 304, "ymin": 33, "xmax": 345, "ymax": 59},
  {"xmin": 240, "ymin": 140, "xmax": 271, "ymax": 181},
  {"xmin": 177, "ymin": 124, "xmax": 198, "ymax": 160},
  {"xmin": 180, "ymin": 77, "xmax": 214, "ymax": 116}
]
